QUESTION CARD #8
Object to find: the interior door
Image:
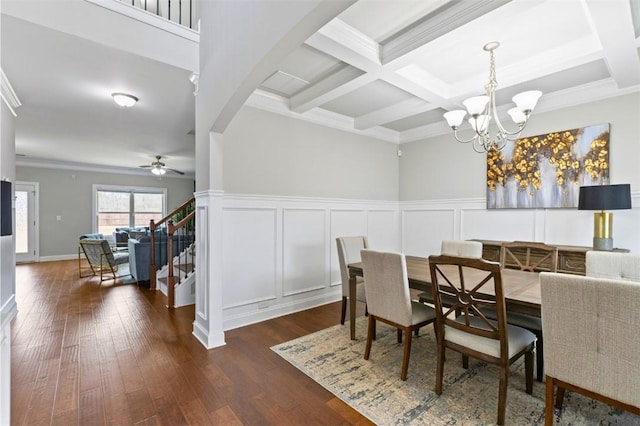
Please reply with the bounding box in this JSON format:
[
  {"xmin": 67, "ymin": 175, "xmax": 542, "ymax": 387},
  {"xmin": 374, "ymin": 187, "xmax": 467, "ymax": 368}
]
[{"xmin": 15, "ymin": 182, "xmax": 38, "ymax": 263}]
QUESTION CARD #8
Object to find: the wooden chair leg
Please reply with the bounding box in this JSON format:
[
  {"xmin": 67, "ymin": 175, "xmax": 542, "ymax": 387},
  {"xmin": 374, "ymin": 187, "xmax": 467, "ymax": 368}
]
[
  {"xmin": 400, "ymin": 327, "xmax": 412, "ymax": 381},
  {"xmin": 525, "ymin": 349, "xmax": 533, "ymax": 394},
  {"xmin": 462, "ymin": 354, "xmax": 469, "ymax": 369},
  {"xmin": 434, "ymin": 338, "xmax": 445, "ymax": 395},
  {"xmin": 414, "ymin": 328, "xmax": 419, "ymax": 336},
  {"xmin": 364, "ymin": 316, "xmax": 375, "ymax": 360},
  {"xmin": 545, "ymin": 376, "xmax": 555, "ymax": 426},
  {"xmin": 554, "ymin": 386, "xmax": 566, "ymax": 409},
  {"xmin": 497, "ymin": 365, "xmax": 508, "ymax": 426},
  {"xmin": 535, "ymin": 332, "xmax": 544, "ymax": 382},
  {"xmin": 340, "ymin": 296, "xmax": 347, "ymax": 325},
  {"xmin": 397, "ymin": 328, "xmax": 402, "ymax": 343}
]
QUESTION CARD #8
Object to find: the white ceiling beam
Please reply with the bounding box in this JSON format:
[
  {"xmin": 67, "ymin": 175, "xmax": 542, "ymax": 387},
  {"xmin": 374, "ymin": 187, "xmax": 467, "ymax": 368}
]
[
  {"xmin": 354, "ymin": 98, "xmax": 432, "ymax": 130},
  {"xmin": 584, "ymin": 0, "xmax": 640, "ymax": 88},
  {"xmin": 380, "ymin": 0, "xmax": 512, "ymax": 65},
  {"xmin": 289, "ymin": 66, "xmax": 369, "ymax": 112}
]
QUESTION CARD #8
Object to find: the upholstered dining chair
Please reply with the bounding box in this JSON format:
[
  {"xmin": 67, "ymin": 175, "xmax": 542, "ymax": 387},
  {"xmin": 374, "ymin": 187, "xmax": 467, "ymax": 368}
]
[
  {"xmin": 418, "ymin": 240, "xmax": 483, "ymax": 305},
  {"xmin": 79, "ymin": 238, "xmax": 130, "ymax": 284},
  {"xmin": 429, "ymin": 254, "xmax": 535, "ymax": 425},
  {"xmin": 482, "ymin": 241, "xmax": 558, "ymax": 382},
  {"xmin": 540, "ymin": 271, "xmax": 640, "ymax": 425},
  {"xmin": 336, "ymin": 236, "xmax": 368, "ymax": 326},
  {"xmin": 585, "ymin": 250, "xmax": 640, "ymax": 281},
  {"xmin": 361, "ymin": 249, "xmax": 436, "ymax": 381}
]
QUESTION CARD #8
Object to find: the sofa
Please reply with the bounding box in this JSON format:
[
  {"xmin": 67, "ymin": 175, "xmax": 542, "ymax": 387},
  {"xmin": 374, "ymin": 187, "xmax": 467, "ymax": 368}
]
[
  {"xmin": 114, "ymin": 226, "xmax": 149, "ymax": 248},
  {"xmin": 128, "ymin": 233, "xmax": 194, "ymax": 284}
]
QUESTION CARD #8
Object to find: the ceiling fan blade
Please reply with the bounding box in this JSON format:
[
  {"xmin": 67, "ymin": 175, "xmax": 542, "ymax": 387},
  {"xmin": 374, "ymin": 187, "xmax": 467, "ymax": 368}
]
[
  {"xmin": 139, "ymin": 165, "xmax": 153, "ymax": 168},
  {"xmin": 166, "ymin": 168, "xmax": 185, "ymax": 175}
]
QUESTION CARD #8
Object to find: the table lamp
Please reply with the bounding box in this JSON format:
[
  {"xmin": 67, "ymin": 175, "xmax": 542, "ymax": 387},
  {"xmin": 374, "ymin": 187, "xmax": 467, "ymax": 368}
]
[{"xmin": 578, "ymin": 184, "xmax": 631, "ymax": 250}]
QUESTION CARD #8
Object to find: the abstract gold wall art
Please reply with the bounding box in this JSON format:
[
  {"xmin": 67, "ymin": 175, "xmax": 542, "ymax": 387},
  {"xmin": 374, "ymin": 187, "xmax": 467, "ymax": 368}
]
[{"xmin": 487, "ymin": 123, "xmax": 610, "ymax": 209}]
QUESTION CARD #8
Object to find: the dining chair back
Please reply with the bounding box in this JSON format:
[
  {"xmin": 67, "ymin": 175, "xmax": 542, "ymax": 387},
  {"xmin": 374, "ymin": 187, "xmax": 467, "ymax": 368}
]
[
  {"xmin": 418, "ymin": 240, "xmax": 483, "ymax": 305},
  {"xmin": 361, "ymin": 249, "xmax": 436, "ymax": 380},
  {"xmin": 336, "ymin": 236, "xmax": 368, "ymax": 325},
  {"xmin": 501, "ymin": 241, "xmax": 558, "ymax": 272},
  {"xmin": 487, "ymin": 241, "xmax": 558, "ymax": 381},
  {"xmin": 586, "ymin": 251, "xmax": 640, "ymax": 281},
  {"xmin": 540, "ymin": 271, "xmax": 640, "ymax": 424},
  {"xmin": 429, "ymin": 254, "xmax": 535, "ymax": 425},
  {"xmin": 78, "ymin": 238, "xmax": 130, "ymax": 284}
]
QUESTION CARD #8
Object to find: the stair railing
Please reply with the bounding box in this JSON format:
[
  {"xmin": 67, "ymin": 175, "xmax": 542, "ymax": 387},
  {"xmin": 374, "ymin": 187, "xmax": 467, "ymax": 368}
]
[
  {"xmin": 149, "ymin": 197, "xmax": 195, "ymax": 294},
  {"xmin": 118, "ymin": 0, "xmax": 198, "ymax": 30},
  {"xmin": 166, "ymin": 210, "xmax": 195, "ymax": 307}
]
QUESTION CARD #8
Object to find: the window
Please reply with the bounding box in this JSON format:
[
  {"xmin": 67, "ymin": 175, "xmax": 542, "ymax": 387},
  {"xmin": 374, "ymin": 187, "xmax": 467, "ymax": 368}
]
[{"xmin": 93, "ymin": 185, "xmax": 166, "ymax": 236}]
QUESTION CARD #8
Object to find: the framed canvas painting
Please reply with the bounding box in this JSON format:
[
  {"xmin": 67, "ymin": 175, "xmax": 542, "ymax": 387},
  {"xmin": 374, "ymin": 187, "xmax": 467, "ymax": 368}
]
[{"xmin": 486, "ymin": 123, "xmax": 610, "ymax": 209}]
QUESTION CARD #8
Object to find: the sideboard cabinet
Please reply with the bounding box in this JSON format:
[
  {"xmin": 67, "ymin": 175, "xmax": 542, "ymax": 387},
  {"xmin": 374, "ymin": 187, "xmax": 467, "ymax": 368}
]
[{"xmin": 475, "ymin": 240, "xmax": 593, "ymax": 275}]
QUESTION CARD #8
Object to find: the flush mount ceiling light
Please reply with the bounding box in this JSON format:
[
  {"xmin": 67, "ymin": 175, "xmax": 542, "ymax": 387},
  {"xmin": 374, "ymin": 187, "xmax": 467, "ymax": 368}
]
[
  {"xmin": 443, "ymin": 42, "xmax": 542, "ymax": 153},
  {"xmin": 111, "ymin": 92, "xmax": 138, "ymax": 108}
]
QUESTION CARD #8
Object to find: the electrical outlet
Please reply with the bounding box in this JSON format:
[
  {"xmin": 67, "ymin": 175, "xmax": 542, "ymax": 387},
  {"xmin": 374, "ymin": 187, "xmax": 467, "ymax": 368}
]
[{"xmin": 258, "ymin": 302, "xmax": 269, "ymax": 309}]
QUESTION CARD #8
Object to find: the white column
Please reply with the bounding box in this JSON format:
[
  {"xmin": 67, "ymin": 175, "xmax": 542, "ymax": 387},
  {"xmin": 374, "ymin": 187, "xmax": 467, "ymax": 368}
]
[{"xmin": 192, "ymin": 131, "xmax": 225, "ymax": 348}]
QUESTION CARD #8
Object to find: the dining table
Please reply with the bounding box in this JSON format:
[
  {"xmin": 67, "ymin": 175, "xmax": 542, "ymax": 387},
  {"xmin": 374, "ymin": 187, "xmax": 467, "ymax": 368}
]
[{"xmin": 347, "ymin": 255, "xmax": 541, "ymax": 341}]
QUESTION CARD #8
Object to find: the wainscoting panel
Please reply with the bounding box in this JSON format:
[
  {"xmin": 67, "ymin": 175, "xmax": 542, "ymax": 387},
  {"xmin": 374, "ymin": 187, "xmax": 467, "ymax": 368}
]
[
  {"xmin": 368, "ymin": 209, "xmax": 400, "ymax": 252},
  {"xmin": 402, "ymin": 209, "xmax": 455, "ymax": 256},
  {"xmin": 222, "ymin": 208, "xmax": 278, "ymax": 308},
  {"xmin": 282, "ymin": 208, "xmax": 327, "ymax": 297},
  {"xmin": 329, "ymin": 209, "xmax": 367, "ymax": 288}
]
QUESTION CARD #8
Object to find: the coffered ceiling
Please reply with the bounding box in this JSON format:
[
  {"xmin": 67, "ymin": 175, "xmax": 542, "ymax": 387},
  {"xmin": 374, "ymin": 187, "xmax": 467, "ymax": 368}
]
[
  {"xmin": 248, "ymin": 0, "xmax": 640, "ymax": 143},
  {"xmin": 2, "ymin": 0, "xmax": 640, "ymax": 175}
]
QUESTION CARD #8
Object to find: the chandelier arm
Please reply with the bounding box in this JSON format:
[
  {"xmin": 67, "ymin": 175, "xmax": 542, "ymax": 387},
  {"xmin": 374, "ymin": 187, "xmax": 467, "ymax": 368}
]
[{"xmin": 452, "ymin": 128, "xmax": 479, "ymax": 144}]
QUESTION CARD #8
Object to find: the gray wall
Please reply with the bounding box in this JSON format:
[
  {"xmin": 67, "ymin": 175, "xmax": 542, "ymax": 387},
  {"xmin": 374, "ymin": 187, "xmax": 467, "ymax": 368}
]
[
  {"xmin": 400, "ymin": 92, "xmax": 640, "ymax": 201},
  {"xmin": 16, "ymin": 166, "xmax": 194, "ymax": 258},
  {"xmin": 223, "ymin": 106, "xmax": 399, "ymax": 201}
]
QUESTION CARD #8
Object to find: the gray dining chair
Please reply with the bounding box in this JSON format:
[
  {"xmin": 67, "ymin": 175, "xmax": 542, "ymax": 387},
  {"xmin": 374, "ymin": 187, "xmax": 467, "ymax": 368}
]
[
  {"xmin": 336, "ymin": 236, "xmax": 368, "ymax": 326},
  {"xmin": 429, "ymin": 254, "xmax": 535, "ymax": 425},
  {"xmin": 361, "ymin": 249, "xmax": 436, "ymax": 380}
]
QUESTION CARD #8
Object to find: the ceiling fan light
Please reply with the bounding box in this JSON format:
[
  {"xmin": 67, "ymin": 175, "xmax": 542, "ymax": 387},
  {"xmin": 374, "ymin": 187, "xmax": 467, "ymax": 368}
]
[
  {"xmin": 112, "ymin": 92, "xmax": 138, "ymax": 108},
  {"xmin": 151, "ymin": 166, "xmax": 166, "ymax": 176}
]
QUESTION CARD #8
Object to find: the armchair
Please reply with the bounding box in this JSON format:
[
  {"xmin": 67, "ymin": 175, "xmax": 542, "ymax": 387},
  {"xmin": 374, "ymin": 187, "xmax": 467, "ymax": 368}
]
[{"xmin": 78, "ymin": 238, "xmax": 130, "ymax": 284}]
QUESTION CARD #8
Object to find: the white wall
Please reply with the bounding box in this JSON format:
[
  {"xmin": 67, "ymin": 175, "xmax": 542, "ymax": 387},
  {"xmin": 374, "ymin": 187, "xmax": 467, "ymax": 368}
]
[
  {"xmin": 400, "ymin": 93, "xmax": 640, "ymax": 200},
  {"xmin": 399, "ymin": 93, "xmax": 640, "ymax": 256},
  {"xmin": 15, "ymin": 166, "xmax": 194, "ymax": 259},
  {"xmin": 0, "ymin": 79, "xmax": 18, "ymax": 426},
  {"xmin": 223, "ymin": 106, "xmax": 400, "ymax": 200}
]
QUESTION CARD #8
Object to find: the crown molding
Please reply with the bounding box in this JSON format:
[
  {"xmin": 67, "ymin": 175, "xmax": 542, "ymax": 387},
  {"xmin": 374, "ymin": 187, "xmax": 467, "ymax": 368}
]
[{"xmin": 1, "ymin": 69, "xmax": 21, "ymax": 117}]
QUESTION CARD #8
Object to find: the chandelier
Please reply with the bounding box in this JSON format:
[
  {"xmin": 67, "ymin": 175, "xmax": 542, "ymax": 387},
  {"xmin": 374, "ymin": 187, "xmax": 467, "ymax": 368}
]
[{"xmin": 443, "ymin": 42, "xmax": 542, "ymax": 153}]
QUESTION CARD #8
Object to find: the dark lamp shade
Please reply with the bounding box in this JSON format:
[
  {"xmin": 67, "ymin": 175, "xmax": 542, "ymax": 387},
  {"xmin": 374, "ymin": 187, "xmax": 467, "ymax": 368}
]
[{"xmin": 578, "ymin": 184, "xmax": 631, "ymax": 211}]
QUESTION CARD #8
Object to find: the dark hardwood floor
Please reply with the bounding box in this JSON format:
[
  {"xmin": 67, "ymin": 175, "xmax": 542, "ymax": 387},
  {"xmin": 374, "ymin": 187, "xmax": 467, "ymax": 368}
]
[{"xmin": 11, "ymin": 260, "xmax": 373, "ymax": 425}]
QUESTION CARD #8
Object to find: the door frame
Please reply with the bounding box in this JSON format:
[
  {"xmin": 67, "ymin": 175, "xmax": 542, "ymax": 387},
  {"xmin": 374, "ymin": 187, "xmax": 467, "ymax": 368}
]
[{"xmin": 15, "ymin": 181, "xmax": 39, "ymax": 263}]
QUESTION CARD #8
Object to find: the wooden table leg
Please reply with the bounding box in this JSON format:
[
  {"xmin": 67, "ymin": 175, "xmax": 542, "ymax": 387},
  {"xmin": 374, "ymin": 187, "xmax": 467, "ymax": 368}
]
[{"xmin": 349, "ymin": 273, "xmax": 356, "ymax": 340}]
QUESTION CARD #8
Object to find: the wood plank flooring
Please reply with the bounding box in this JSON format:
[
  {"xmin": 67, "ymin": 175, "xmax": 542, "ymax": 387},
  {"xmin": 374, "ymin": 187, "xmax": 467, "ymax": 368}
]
[{"xmin": 11, "ymin": 260, "xmax": 373, "ymax": 425}]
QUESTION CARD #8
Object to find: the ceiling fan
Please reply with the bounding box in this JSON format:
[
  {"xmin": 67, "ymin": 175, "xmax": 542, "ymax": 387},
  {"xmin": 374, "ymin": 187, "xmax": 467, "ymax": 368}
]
[{"xmin": 139, "ymin": 155, "xmax": 184, "ymax": 176}]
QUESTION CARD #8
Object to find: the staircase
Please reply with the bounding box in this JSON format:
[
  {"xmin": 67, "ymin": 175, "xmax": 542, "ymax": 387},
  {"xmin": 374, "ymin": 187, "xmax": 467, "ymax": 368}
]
[{"xmin": 149, "ymin": 197, "xmax": 195, "ymax": 308}]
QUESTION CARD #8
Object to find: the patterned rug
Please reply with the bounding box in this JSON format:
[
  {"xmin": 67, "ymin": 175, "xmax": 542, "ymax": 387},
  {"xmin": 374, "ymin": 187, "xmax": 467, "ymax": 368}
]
[{"xmin": 272, "ymin": 317, "xmax": 638, "ymax": 425}]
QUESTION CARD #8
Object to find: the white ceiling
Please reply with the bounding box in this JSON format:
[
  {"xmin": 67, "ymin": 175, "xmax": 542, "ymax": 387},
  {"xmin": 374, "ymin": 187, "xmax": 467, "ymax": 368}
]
[{"xmin": 3, "ymin": 0, "xmax": 640, "ymax": 176}]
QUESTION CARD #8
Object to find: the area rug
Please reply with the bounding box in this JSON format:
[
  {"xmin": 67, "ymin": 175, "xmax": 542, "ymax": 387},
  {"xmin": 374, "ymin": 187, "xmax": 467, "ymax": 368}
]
[{"xmin": 272, "ymin": 317, "xmax": 637, "ymax": 425}]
